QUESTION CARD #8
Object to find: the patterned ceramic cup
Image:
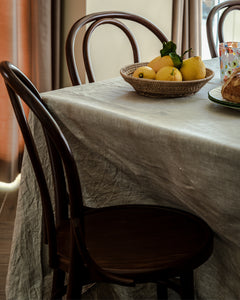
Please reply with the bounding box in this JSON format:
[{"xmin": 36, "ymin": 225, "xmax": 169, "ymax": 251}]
[{"xmin": 219, "ymin": 42, "xmax": 240, "ymax": 82}]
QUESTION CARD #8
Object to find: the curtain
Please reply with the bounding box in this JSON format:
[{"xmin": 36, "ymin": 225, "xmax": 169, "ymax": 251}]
[
  {"xmin": 0, "ymin": 0, "xmax": 61, "ymax": 183},
  {"xmin": 172, "ymin": 0, "xmax": 202, "ymax": 58}
]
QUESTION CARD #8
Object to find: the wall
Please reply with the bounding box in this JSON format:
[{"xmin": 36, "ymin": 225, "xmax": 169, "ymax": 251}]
[
  {"xmin": 61, "ymin": 0, "xmax": 86, "ymax": 87},
  {"xmin": 62, "ymin": 1, "xmax": 172, "ymax": 86},
  {"xmin": 223, "ymin": 11, "xmax": 240, "ymax": 43}
]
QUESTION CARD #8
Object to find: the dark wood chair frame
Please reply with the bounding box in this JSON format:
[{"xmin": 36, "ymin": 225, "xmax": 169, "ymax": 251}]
[
  {"xmin": 0, "ymin": 61, "xmax": 214, "ymax": 300},
  {"xmin": 206, "ymin": 0, "xmax": 240, "ymax": 58},
  {"xmin": 65, "ymin": 11, "xmax": 168, "ymax": 85}
]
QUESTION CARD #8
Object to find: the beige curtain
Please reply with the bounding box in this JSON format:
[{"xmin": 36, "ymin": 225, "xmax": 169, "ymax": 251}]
[
  {"xmin": 172, "ymin": 0, "xmax": 202, "ymax": 58},
  {"xmin": 0, "ymin": 0, "xmax": 61, "ymax": 183}
]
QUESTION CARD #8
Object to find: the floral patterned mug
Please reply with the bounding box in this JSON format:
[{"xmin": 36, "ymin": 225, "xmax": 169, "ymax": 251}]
[{"xmin": 219, "ymin": 42, "xmax": 240, "ymax": 82}]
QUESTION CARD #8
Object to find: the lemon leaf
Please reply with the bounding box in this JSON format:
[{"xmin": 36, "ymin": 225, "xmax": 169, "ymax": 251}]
[
  {"xmin": 160, "ymin": 41, "xmax": 177, "ymax": 57},
  {"xmin": 169, "ymin": 53, "xmax": 182, "ymax": 69},
  {"xmin": 181, "ymin": 48, "xmax": 193, "ymax": 59}
]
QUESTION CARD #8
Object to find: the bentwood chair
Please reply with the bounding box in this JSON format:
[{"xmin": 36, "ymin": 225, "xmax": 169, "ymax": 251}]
[
  {"xmin": 0, "ymin": 61, "xmax": 214, "ymax": 300},
  {"xmin": 65, "ymin": 11, "xmax": 169, "ymax": 85},
  {"xmin": 206, "ymin": 0, "xmax": 240, "ymax": 58}
]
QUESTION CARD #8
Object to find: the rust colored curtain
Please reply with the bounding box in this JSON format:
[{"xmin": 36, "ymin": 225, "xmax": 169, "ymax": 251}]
[
  {"xmin": 172, "ymin": 0, "xmax": 202, "ymax": 57},
  {"xmin": 0, "ymin": 0, "xmax": 61, "ymax": 183}
]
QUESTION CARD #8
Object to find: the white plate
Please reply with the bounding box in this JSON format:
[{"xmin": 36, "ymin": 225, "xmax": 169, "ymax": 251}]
[{"xmin": 208, "ymin": 86, "xmax": 240, "ymax": 110}]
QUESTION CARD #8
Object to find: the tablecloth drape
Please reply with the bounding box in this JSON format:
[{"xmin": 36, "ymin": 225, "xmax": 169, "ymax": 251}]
[{"xmin": 6, "ymin": 58, "xmax": 240, "ymax": 300}]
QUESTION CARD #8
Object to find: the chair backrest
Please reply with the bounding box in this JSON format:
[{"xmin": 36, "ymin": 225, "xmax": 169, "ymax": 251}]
[
  {"xmin": 206, "ymin": 1, "xmax": 240, "ymax": 58},
  {"xmin": 0, "ymin": 61, "xmax": 87, "ymax": 268},
  {"xmin": 66, "ymin": 11, "xmax": 168, "ymax": 85}
]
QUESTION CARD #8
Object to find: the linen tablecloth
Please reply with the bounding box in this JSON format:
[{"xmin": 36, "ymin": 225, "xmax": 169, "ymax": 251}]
[{"xmin": 6, "ymin": 59, "xmax": 240, "ymax": 299}]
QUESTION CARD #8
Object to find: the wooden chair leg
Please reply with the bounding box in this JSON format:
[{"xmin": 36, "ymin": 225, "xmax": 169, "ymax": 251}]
[
  {"xmin": 66, "ymin": 276, "xmax": 82, "ymax": 300},
  {"xmin": 180, "ymin": 271, "xmax": 194, "ymax": 300},
  {"xmin": 157, "ymin": 282, "xmax": 168, "ymax": 300},
  {"xmin": 66, "ymin": 238, "xmax": 84, "ymax": 299},
  {"xmin": 66, "ymin": 260, "xmax": 83, "ymax": 299},
  {"xmin": 51, "ymin": 268, "xmax": 66, "ymax": 300}
]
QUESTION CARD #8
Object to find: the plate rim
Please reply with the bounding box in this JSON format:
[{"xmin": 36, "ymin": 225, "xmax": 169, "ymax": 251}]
[{"xmin": 208, "ymin": 86, "xmax": 240, "ymax": 109}]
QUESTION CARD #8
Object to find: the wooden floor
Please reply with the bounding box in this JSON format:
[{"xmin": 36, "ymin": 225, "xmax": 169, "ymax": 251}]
[{"xmin": 0, "ymin": 188, "xmax": 18, "ymax": 300}]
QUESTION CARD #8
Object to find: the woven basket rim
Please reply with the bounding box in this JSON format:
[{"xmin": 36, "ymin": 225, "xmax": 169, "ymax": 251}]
[
  {"xmin": 120, "ymin": 62, "xmax": 215, "ymax": 98},
  {"xmin": 120, "ymin": 62, "xmax": 214, "ymax": 85}
]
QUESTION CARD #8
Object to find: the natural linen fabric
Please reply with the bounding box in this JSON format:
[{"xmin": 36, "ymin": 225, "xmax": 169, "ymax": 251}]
[
  {"xmin": 6, "ymin": 59, "xmax": 240, "ymax": 299},
  {"xmin": 172, "ymin": 0, "xmax": 202, "ymax": 57}
]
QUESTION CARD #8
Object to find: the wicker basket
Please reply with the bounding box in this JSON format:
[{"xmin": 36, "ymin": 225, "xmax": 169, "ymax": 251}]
[{"xmin": 120, "ymin": 62, "xmax": 215, "ymax": 98}]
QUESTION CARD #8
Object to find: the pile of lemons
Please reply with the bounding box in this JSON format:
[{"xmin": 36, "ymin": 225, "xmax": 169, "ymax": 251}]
[{"xmin": 132, "ymin": 41, "xmax": 206, "ymax": 82}]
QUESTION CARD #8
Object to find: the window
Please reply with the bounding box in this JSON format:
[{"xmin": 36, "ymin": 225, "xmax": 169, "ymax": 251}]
[{"xmin": 202, "ymin": 0, "xmax": 240, "ymax": 59}]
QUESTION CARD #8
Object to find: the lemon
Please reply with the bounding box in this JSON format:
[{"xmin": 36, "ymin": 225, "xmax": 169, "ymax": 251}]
[
  {"xmin": 147, "ymin": 55, "xmax": 174, "ymax": 73},
  {"xmin": 156, "ymin": 66, "xmax": 182, "ymax": 81},
  {"xmin": 132, "ymin": 66, "xmax": 156, "ymax": 79},
  {"xmin": 180, "ymin": 56, "xmax": 206, "ymax": 81}
]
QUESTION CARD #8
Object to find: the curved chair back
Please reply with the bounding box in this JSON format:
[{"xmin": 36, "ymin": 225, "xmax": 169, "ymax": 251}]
[
  {"xmin": 206, "ymin": 1, "xmax": 240, "ymax": 57},
  {"xmin": 66, "ymin": 11, "xmax": 168, "ymax": 85},
  {"xmin": 0, "ymin": 61, "xmax": 87, "ymax": 267}
]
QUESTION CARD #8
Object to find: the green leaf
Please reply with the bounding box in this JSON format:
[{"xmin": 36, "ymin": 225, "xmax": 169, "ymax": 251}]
[
  {"xmin": 181, "ymin": 48, "xmax": 193, "ymax": 59},
  {"xmin": 160, "ymin": 41, "xmax": 177, "ymax": 57},
  {"xmin": 169, "ymin": 52, "xmax": 183, "ymax": 69}
]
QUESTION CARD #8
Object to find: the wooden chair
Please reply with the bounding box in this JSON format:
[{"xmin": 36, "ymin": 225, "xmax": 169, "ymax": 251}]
[
  {"xmin": 65, "ymin": 11, "xmax": 169, "ymax": 85},
  {"xmin": 206, "ymin": 0, "xmax": 240, "ymax": 58},
  {"xmin": 0, "ymin": 60, "xmax": 214, "ymax": 299}
]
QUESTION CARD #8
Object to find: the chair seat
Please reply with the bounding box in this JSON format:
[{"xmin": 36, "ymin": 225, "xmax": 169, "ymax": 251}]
[
  {"xmin": 58, "ymin": 205, "xmax": 213, "ymax": 282},
  {"xmin": 85, "ymin": 205, "xmax": 212, "ymax": 280}
]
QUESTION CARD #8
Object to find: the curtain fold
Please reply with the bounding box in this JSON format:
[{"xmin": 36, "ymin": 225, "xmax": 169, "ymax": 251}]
[
  {"xmin": 51, "ymin": 0, "xmax": 62, "ymax": 90},
  {"xmin": 172, "ymin": 0, "xmax": 202, "ymax": 58},
  {"xmin": 0, "ymin": 0, "xmax": 61, "ymax": 183}
]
